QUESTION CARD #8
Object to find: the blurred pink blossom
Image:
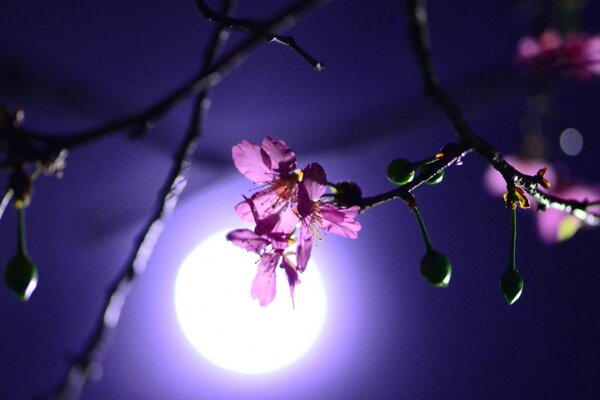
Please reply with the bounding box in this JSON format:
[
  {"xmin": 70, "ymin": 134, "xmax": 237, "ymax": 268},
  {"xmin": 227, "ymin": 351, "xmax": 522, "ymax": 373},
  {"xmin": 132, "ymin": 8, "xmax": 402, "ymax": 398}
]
[
  {"xmin": 483, "ymin": 155, "xmax": 557, "ymax": 197},
  {"xmin": 484, "ymin": 155, "xmax": 599, "ymax": 244},
  {"xmin": 516, "ymin": 30, "xmax": 600, "ymax": 80},
  {"xmin": 535, "ymin": 185, "xmax": 600, "ymax": 244}
]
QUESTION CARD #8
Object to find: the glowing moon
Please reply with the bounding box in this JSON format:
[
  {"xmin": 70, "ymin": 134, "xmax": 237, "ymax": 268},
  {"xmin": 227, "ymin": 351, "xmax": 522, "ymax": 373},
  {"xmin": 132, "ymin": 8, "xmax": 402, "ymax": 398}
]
[{"xmin": 174, "ymin": 230, "xmax": 327, "ymax": 374}]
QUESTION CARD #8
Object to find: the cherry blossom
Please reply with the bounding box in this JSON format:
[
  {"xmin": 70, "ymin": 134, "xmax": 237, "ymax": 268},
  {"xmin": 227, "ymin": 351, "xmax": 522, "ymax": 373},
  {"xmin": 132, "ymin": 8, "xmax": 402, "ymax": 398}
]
[
  {"xmin": 295, "ymin": 163, "xmax": 361, "ymax": 271},
  {"xmin": 516, "ymin": 30, "xmax": 600, "ymax": 80},
  {"xmin": 232, "ymin": 137, "xmax": 301, "ymax": 231},
  {"xmin": 227, "ymin": 228, "xmax": 299, "ymax": 306},
  {"xmin": 228, "ymin": 137, "xmax": 362, "ymax": 306}
]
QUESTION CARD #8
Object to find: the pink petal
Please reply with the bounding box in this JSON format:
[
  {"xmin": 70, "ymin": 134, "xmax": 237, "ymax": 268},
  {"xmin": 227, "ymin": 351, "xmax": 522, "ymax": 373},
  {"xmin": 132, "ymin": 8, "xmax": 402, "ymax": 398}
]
[
  {"xmin": 296, "ymin": 182, "xmax": 314, "ymax": 218},
  {"xmin": 301, "ymin": 163, "xmax": 327, "ymax": 200},
  {"xmin": 281, "ymin": 257, "xmax": 301, "ymax": 308},
  {"xmin": 237, "ymin": 196, "xmax": 298, "ymax": 243},
  {"xmin": 251, "ymin": 253, "xmax": 279, "ymax": 306},
  {"xmin": 297, "ymin": 223, "xmax": 314, "ymax": 272},
  {"xmin": 232, "ymin": 140, "xmax": 273, "ymax": 184},
  {"xmin": 234, "ymin": 199, "xmax": 254, "ymax": 223},
  {"xmin": 234, "ymin": 190, "xmax": 283, "ymax": 222},
  {"xmin": 517, "ymin": 37, "xmax": 541, "ymax": 59},
  {"xmin": 536, "ymin": 209, "xmax": 580, "ymax": 244},
  {"xmin": 226, "ymin": 229, "xmax": 268, "ymax": 252},
  {"xmin": 320, "ymin": 204, "xmax": 361, "ymax": 239},
  {"xmin": 276, "ymin": 206, "xmax": 301, "ymax": 235},
  {"xmin": 261, "ymin": 137, "xmax": 297, "ymax": 175},
  {"xmin": 539, "ymin": 30, "xmax": 563, "ymax": 51}
]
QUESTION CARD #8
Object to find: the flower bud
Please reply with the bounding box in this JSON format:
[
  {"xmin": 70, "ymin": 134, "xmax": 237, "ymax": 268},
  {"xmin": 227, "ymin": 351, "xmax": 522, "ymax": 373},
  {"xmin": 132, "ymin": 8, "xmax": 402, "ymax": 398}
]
[
  {"xmin": 333, "ymin": 181, "xmax": 362, "ymax": 207},
  {"xmin": 420, "ymin": 250, "xmax": 452, "ymax": 287},
  {"xmin": 387, "ymin": 158, "xmax": 414, "ymax": 185},
  {"xmin": 500, "ymin": 268, "xmax": 523, "ymax": 305},
  {"xmin": 4, "ymin": 254, "xmax": 38, "ymax": 301},
  {"xmin": 425, "ymin": 169, "xmax": 444, "ymax": 185}
]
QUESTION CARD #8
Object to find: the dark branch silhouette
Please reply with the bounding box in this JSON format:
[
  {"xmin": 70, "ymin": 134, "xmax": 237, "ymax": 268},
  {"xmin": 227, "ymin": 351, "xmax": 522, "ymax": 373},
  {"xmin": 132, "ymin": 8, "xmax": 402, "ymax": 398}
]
[{"xmin": 194, "ymin": 0, "xmax": 325, "ymax": 70}]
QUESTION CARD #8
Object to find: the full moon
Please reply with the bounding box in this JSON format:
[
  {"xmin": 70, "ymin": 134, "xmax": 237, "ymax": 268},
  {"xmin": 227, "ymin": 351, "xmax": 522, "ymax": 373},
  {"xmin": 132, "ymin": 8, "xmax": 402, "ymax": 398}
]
[{"xmin": 174, "ymin": 230, "xmax": 328, "ymax": 374}]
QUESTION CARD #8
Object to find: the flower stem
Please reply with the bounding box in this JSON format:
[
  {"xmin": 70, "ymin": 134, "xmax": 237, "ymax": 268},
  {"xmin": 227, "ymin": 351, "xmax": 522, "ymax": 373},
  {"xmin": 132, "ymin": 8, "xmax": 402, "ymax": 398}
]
[
  {"xmin": 17, "ymin": 207, "xmax": 28, "ymax": 257},
  {"xmin": 411, "ymin": 155, "xmax": 440, "ymax": 169},
  {"xmin": 509, "ymin": 208, "xmax": 517, "ymax": 270},
  {"xmin": 412, "ymin": 206, "xmax": 433, "ymax": 252}
]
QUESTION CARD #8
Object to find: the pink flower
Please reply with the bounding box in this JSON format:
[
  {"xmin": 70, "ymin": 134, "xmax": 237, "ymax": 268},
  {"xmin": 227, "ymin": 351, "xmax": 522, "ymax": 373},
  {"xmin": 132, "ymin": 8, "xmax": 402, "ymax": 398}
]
[
  {"xmin": 232, "ymin": 137, "xmax": 301, "ymax": 231},
  {"xmin": 516, "ymin": 30, "xmax": 600, "ymax": 80},
  {"xmin": 227, "ymin": 228, "xmax": 299, "ymax": 307},
  {"xmin": 296, "ymin": 163, "xmax": 361, "ymax": 271},
  {"xmin": 228, "ymin": 137, "xmax": 362, "ymax": 306}
]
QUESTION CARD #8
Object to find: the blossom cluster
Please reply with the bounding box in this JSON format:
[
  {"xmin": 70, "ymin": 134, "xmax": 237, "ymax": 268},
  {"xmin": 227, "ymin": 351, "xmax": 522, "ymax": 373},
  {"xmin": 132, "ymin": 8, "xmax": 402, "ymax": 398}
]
[
  {"xmin": 227, "ymin": 137, "xmax": 361, "ymax": 306},
  {"xmin": 484, "ymin": 155, "xmax": 600, "ymax": 244},
  {"xmin": 516, "ymin": 29, "xmax": 600, "ymax": 80}
]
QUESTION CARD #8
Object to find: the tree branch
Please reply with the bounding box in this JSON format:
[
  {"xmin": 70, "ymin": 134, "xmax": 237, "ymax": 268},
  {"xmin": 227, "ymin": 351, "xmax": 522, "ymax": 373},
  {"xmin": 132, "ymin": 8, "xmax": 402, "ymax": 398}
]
[
  {"xmin": 7, "ymin": 0, "xmax": 329, "ymax": 169},
  {"xmin": 194, "ymin": 0, "xmax": 325, "ymax": 70},
  {"xmin": 42, "ymin": 2, "xmax": 235, "ymax": 399},
  {"xmin": 402, "ymin": 0, "xmax": 600, "ymax": 226}
]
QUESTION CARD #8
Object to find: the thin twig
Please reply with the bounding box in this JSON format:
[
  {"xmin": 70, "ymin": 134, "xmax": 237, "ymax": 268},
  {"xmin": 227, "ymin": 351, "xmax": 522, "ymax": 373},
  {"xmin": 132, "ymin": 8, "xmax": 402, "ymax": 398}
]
[
  {"xmin": 360, "ymin": 142, "xmax": 473, "ymax": 211},
  {"xmin": 7, "ymin": 0, "xmax": 329, "ymax": 169},
  {"xmin": 42, "ymin": 2, "xmax": 236, "ymax": 399},
  {"xmin": 402, "ymin": 0, "xmax": 600, "ymax": 226},
  {"xmin": 194, "ymin": 0, "xmax": 325, "ymax": 70}
]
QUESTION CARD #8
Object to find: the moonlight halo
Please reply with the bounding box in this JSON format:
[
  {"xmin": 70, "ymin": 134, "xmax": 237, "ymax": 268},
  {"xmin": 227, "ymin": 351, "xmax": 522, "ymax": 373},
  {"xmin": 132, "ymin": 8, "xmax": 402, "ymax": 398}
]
[{"xmin": 174, "ymin": 230, "xmax": 328, "ymax": 374}]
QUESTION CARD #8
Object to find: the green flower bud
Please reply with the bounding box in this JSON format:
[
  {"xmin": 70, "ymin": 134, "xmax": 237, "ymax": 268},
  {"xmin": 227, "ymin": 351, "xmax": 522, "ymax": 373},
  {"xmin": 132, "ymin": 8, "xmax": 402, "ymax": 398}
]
[
  {"xmin": 387, "ymin": 158, "xmax": 414, "ymax": 185},
  {"xmin": 4, "ymin": 254, "xmax": 38, "ymax": 301},
  {"xmin": 426, "ymin": 169, "xmax": 444, "ymax": 185},
  {"xmin": 420, "ymin": 250, "xmax": 452, "ymax": 288},
  {"xmin": 500, "ymin": 268, "xmax": 523, "ymax": 305}
]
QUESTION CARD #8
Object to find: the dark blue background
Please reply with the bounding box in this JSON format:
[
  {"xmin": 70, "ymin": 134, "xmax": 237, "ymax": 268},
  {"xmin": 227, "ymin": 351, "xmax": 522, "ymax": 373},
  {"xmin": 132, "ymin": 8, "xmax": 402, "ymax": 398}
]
[{"xmin": 1, "ymin": 1, "xmax": 599, "ymax": 399}]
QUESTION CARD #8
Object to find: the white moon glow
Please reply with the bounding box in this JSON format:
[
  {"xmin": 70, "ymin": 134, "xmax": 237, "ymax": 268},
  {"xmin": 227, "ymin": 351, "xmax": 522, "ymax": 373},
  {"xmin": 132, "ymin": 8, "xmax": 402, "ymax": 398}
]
[{"xmin": 174, "ymin": 230, "xmax": 327, "ymax": 374}]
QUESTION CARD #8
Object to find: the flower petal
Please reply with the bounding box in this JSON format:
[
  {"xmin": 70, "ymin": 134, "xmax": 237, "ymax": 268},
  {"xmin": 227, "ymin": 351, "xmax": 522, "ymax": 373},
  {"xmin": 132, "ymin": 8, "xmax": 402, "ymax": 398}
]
[
  {"xmin": 261, "ymin": 137, "xmax": 297, "ymax": 175},
  {"xmin": 251, "ymin": 253, "xmax": 279, "ymax": 306},
  {"xmin": 297, "ymin": 223, "xmax": 314, "ymax": 272},
  {"xmin": 226, "ymin": 229, "xmax": 268, "ymax": 253},
  {"xmin": 281, "ymin": 256, "xmax": 301, "ymax": 308},
  {"xmin": 301, "ymin": 163, "xmax": 327, "ymax": 200},
  {"xmin": 238, "ymin": 196, "xmax": 298, "ymax": 243},
  {"xmin": 232, "ymin": 140, "xmax": 273, "ymax": 184},
  {"xmin": 320, "ymin": 204, "xmax": 361, "ymax": 239}
]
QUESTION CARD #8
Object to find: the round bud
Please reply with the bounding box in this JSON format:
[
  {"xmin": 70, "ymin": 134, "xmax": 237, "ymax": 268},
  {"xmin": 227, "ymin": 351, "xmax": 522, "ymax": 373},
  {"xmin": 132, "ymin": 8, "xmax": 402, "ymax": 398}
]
[
  {"xmin": 4, "ymin": 254, "xmax": 38, "ymax": 301},
  {"xmin": 426, "ymin": 169, "xmax": 444, "ymax": 185},
  {"xmin": 420, "ymin": 250, "xmax": 452, "ymax": 288},
  {"xmin": 333, "ymin": 181, "xmax": 363, "ymax": 206},
  {"xmin": 500, "ymin": 268, "xmax": 523, "ymax": 305},
  {"xmin": 387, "ymin": 158, "xmax": 414, "ymax": 185}
]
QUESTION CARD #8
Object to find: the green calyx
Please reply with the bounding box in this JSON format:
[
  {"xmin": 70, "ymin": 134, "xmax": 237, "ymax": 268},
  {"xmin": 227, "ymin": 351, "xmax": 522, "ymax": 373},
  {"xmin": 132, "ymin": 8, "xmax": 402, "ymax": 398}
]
[
  {"xmin": 420, "ymin": 250, "xmax": 452, "ymax": 288},
  {"xmin": 500, "ymin": 268, "xmax": 524, "ymax": 305},
  {"xmin": 4, "ymin": 254, "xmax": 38, "ymax": 301},
  {"xmin": 387, "ymin": 158, "xmax": 414, "ymax": 185}
]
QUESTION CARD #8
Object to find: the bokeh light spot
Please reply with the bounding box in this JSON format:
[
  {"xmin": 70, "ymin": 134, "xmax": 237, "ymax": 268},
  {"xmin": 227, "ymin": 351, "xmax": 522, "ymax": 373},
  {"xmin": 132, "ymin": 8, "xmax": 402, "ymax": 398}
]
[{"xmin": 559, "ymin": 127, "xmax": 584, "ymax": 156}]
